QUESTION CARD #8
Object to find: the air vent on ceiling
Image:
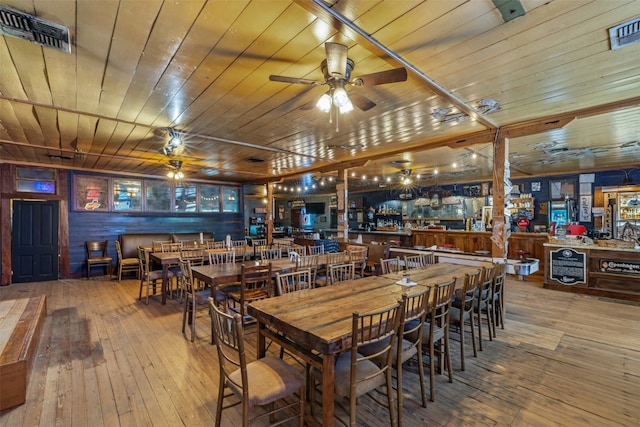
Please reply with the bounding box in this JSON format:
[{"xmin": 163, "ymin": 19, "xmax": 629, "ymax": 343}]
[
  {"xmin": 246, "ymin": 157, "xmax": 265, "ymax": 163},
  {"xmin": 609, "ymin": 16, "xmax": 640, "ymax": 50},
  {"xmin": 0, "ymin": 5, "xmax": 71, "ymax": 53}
]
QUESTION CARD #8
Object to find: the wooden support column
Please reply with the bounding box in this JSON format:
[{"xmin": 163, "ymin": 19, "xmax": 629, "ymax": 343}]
[
  {"xmin": 265, "ymin": 183, "xmax": 273, "ymax": 245},
  {"xmin": 491, "ymin": 135, "xmax": 510, "ymax": 259},
  {"xmin": 336, "ymin": 169, "xmax": 349, "ymax": 243}
]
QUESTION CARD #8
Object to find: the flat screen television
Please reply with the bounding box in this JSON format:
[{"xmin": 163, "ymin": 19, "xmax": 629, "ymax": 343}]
[{"xmin": 305, "ymin": 202, "xmax": 325, "ymax": 215}]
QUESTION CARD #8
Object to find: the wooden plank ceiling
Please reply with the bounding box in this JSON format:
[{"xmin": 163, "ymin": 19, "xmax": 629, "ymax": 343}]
[{"xmin": 0, "ymin": 0, "xmax": 639, "ymax": 192}]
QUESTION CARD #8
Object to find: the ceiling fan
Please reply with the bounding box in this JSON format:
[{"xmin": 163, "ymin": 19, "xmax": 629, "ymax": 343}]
[{"xmin": 269, "ymin": 42, "xmax": 407, "ymax": 126}]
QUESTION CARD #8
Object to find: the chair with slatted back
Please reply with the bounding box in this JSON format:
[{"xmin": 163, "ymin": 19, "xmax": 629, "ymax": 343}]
[
  {"xmin": 449, "ymin": 269, "xmax": 481, "ymax": 370},
  {"xmin": 208, "ymin": 250, "xmax": 236, "ymax": 265},
  {"xmin": 203, "ymin": 239, "xmax": 217, "ymax": 249},
  {"xmin": 115, "ymin": 240, "xmax": 138, "ymax": 281},
  {"xmin": 152, "ymin": 240, "xmax": 171, "ymax": 252},
  {"xmin": 275, "ymin": 269, "xmax": 313, "ymax": 296},
  {"xmin": 475, "ymin": 265, "xmax": 496, "ymax": 351},
  {"xmin": 348, "ymin": 248, "xmax": 368, "ymax": 279},
  {"xmin": 359, "ymin": 287, "xmax": 431, "ymax": 426},
  {"xmin": 86, "ymin": 240, "xmax": 113, "ymax": 279},
  {"xmin": 230, "ymin": 239, "xmax": 248, "ymax": 262},
  {"xmin": 260, "ymin": 247, "xmax": 282, "ymax": 260},
  {"xmin": 295, "ymin": 254, "xmax": 318, "ymax": 287},
  {"xmin": 328, "ymin": 262, "xmax": 355, "ymax": 285},
  {"xmin": 209, "ymin": 302, "xmax": 305, "ymax": 427},
  {"xmin": 287, "ymin": 245, "xmax": 307, "ymax": 257},
  {"xmin": 409, "ymin": 277, "xmax": 456, "ymax": 402},
  {"xmin": 404, "ymin": 254, "xmax": 426, "ymax": 270},
  {"xmin": 223, "ymin": 263, "xmax": 273, "ymax": 324},
  {"xmin": 310, "ymin": 300, "xmax": 404, "ymax": 427},
  {"xmin": 180, "ymin": 257, "xmax": 211, "ymax": 341},
  {"xmin": 206, "ymin": 240, "xmax": 226, "ymax": 250},
  {"xmin": 364, "ymin": 243, "xmax": 388, "ymax": 276},
  {"xmin": 307, "ymin": 244, "xmax": 324, "ymax": 255},
  {"xmin": 316, "ymin": 251, "xmax": 346, "ymax": 286},
  {"xmin": 161, "ymin": 242, "xmax": 183, "ymax": 252},
  {"xmin": 178, "ymin": 247, "xmax": 206, "ymax": 300},
  {"xmin": 138, "ymin": 247, "xmax": 170, "ymax": 304},
  {"xmin": 422, "ymin": 251, "xmax": 436, "ymax": 266},
  {"xmin": 490, "ymin": 262, "xmax": 507, "ymax": 335},
  {"xmin": 380, "ymin": 257, "xmax": 403, "ymax": 275}
]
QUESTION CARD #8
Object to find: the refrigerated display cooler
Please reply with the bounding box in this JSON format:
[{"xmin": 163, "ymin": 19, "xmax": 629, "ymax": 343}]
[
  {"xmin": 549, "ymin": 200, "xmax": 572, "ymax": 226},
  {"xmin": 616, "ymin": 191, "xmax": 640, "ymax": 239}
]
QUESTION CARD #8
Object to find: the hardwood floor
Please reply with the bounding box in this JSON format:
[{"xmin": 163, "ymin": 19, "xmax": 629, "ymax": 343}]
[{"xmin": 1, "ymin": 274, "xmax": 639, "ymax": 426}]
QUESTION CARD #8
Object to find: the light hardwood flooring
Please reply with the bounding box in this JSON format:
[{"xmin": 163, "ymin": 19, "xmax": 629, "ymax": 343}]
[{"xmin": 1, "ymin": 274, "xmax": 639, "ymax": 426}]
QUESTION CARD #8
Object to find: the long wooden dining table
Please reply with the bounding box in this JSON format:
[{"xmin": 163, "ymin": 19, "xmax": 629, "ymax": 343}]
[{"xmin": 247, "ymin": 262, "xmax": 488, "ymax": 427}]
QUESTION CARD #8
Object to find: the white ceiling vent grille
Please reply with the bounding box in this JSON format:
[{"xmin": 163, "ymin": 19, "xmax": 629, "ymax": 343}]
[
  {"xmin": 609, "ymin": 16, "xmax": 640, "ymax": 50},
  {"xmin": 0, "ymin": 5, "xmax": 70, "ymax": 53}
]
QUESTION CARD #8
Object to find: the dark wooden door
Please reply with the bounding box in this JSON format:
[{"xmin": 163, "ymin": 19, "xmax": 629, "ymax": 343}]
[{"xmin": 11, "ymin": 200, "xmax": 59, "ymax": 283}]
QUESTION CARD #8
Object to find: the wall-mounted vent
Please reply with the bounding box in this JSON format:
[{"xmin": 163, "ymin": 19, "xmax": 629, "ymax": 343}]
[
  {"xmin": 609, "ymin": 16, "xmax": 640, "ymax": 50},
  {"xmin": 0, "ymin": 5, "xmax": 71, "ymax": 53}
]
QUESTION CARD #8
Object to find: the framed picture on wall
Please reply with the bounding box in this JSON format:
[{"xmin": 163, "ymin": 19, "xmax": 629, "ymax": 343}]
[
  {"xmin": 75, "ymin": 175, "xmax": 109, "ymax": 211},
  {"xmin": 550, "ymin": 179, "xmax": 576, "ymax": 200}
]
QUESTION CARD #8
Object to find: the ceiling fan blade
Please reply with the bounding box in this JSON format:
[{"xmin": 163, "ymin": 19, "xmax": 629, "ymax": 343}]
[
  {"xmin": 352, "ymin": 67, "xmax": 407, "ymax": 86},
  {"xmin": 348, "ymin": 92, "xmax": 377, "ymax": 111},
  {"xmin": 325, "ymin": 42, "xmax": 348, "ymax": 78},
  {"xmin": 269, "ymin": 75, "xmax": 320, "ymax": 85}
]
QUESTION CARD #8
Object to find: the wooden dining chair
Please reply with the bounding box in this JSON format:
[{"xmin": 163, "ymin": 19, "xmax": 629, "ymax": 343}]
[
  {"xmin": 449, "ymin": 269, "xmax": 481, "ymax": 370},
  {"xmin": 137, "ymin": 247, "xmax": 168, "ymax": 304},
  {"xmin": 209, "ymin": 302, "xmax": 305, "ymax": 426},
  {"xmin": 151, "ymin": 240, "xmax": 171, "ymax": 252},
  {"xmin": 223, "ymin": 263, "xmax": 273, "ymax": 324},
  {"xmin": 404, "ymin": 254, "xmax": 426, "ymax": 270},
  {"xmin": 415, "ymin": 277, "xmax": 456, "ymax": 401},
  {"xmin": 348, "ymin": 248, "xmax": 368, "ymax": 279},
  {"xmin": 359, "ymin": 287, "xmax": 431, "ymax": 427},
  {"xmin": 310, "ymin": 300, "xmax": 404, "ymax": 427},
  {"xmin": 161, "ymin": 242, "xmax": 183, "ymax": 252},
  {"xmin": 328, "ymin": 262, "xmax": 355, "ymax": 285},
  {"xmin": 295, "ymin": 254, "xmax": 318, "ymax": 287},
  {"xmin": 307, "ymin": 244, "xmax": 324, "ymax": 255},
  {"xmin": 178, "ymin": 247, "xmax": 206, "ymax": 300},
  {"xmin": 114, "ymin": 240, "xmax": 138, "ymax": 281},
  {"xmin": 208, "ymin": 250, "xmax": 236, "ymax": 265},
  {"xmin": 287, "ymin": 244, "xmax": 307, "ymax": 257},
  {"xmin": 230, "ymin": 239, "xmax": 248, "ymax": 262},
  {"xmin": 380, "ymin": 257, "xmax": 403, "ymax": 275},
  {"xmin": 206, "ymin": 240, "xmax": 226, "ymax": 250},
  {"xmin": 490, "ymin": 262, "xmax": 507, "ymax": 335},
  {"xmin": 260, "ymin": 247, "xmax": 282, "ymax": 260},
  {"xmin": 475, "ymin": 265, "xmax": 496, "ymax": 351},
  {"xmin": 180, "ymin": 257, "xmax": 210, "ymax": 342},
  {"xmin": 275, "ymin": 269, "xmax": 313, "ymax": 296},
  {"xmin": 316, "ymin": 251, "xmax": 346, "ymax": 286},
  {"xmin": 86, "ymin": 240, "xmax": 113, "ymax": 279}
]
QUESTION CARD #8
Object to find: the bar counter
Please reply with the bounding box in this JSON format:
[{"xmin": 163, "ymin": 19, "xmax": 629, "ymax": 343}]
[
  {"xmin": 543, "ymin": 242, "xmax": 640, "ymax": 301},
  {"xmin": 411, "ymin": 229, "xmax": 548, "ymax": 277}
]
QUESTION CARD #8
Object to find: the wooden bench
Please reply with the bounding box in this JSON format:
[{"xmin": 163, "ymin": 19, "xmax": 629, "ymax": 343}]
[{"xmin": 0, "ymin": 296, "xmax": 47, "ymax": 410}]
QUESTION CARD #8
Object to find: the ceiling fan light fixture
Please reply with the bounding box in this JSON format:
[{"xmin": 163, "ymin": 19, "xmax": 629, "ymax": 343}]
[
  {"xmin": 332, "ymin": 86, "xmax": 350, "ymax": 108},
  {"xmin": 316, "ymin": 93, "xmax": 332, "ymax": 112},
  {"xmin": 339, "ymin": 100, "xmax": 354, "ymax": 114}
]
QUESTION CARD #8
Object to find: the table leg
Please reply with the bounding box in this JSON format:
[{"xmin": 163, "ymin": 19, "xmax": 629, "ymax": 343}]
[
  {"xmin": 162, "ymin": 263, "xmax": 169, "ymax": 304},
  {"xmin": 257, "ymin": 321, "xmax": 267, "ymax": 359},
  {"xmin": 322, "ymin": 353, "xmax": 335, "ymax": 427}
]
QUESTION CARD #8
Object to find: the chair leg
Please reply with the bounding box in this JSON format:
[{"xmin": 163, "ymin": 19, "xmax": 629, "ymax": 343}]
[
  {"xmin": 476, "ymin": 309, "xmax": 484, "ymax": 352},
  {"xmin": 459, "ymin": 322, "xmax": 466, "ymax": 371},
  {"xmin": 445, "ymin": 329, "xmax": 453, "ymax": 383},
  {"xmin": 469, "ymin": 314, "xmax": 478, "ymax": 358},
  {"xmin": 386, "ymin": 364, "xmax": 396, "ymax": 427}
]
